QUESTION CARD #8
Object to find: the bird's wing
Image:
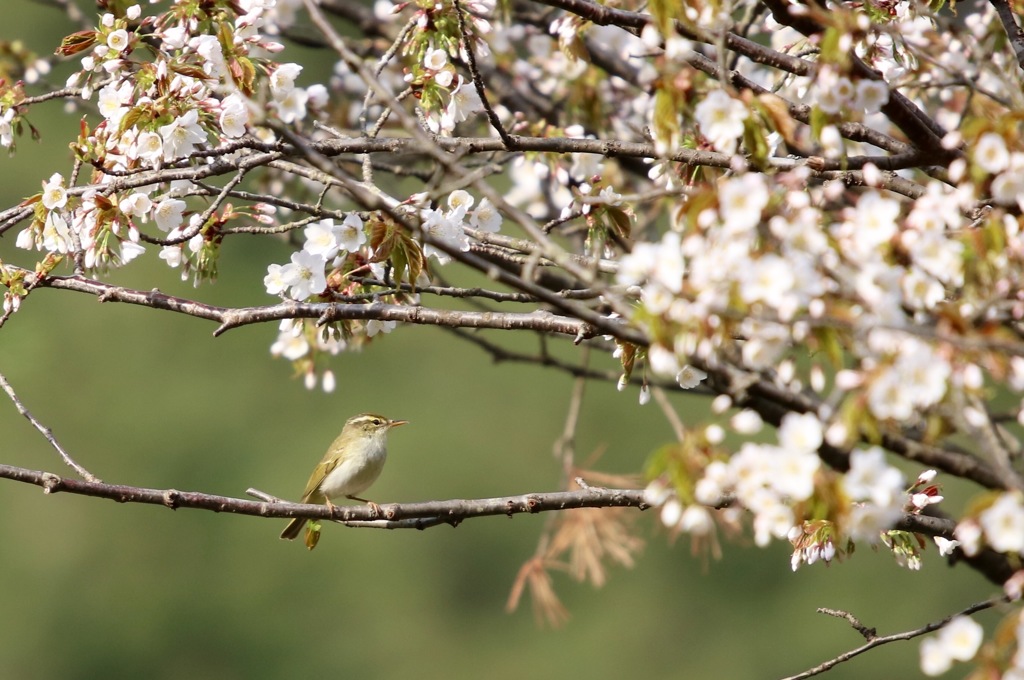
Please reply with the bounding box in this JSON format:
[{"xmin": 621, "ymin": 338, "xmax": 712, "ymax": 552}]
[{"xmin": 299, "ymin": 456, "xmax": 341, "ymax": 502}]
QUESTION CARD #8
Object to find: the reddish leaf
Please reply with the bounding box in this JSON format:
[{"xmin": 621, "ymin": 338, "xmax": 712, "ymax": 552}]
[{"xmin": 56, "ymin": 31, "xmax": 98, "ymax": 56}]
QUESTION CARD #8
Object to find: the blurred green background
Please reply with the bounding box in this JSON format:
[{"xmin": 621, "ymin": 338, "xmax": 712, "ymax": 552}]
[{"xmin": 0, "ymin": 2, "xmax": 999, "ymax": 678}]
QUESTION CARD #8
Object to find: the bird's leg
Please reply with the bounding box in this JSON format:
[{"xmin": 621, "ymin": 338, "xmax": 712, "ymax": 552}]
[{"xmin": 348, "ymin": 495, "xmax": 382, "ymax": 518}]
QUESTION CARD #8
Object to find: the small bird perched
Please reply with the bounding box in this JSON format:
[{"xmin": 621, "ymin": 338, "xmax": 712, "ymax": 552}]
[{"xmin": 281, "ymin": 413, "xmax": 407, "ymax": 545}]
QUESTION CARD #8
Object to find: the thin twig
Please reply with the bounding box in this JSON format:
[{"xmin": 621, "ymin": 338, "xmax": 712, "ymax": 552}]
[
  {"xmin": 453, "ymin": 0, "xmax": 514, "ymax": 147},
  {"xmin": 554, "ymin": 349, "xmax": 589, "ymax": 478},
  {"xmin": 0, "ymin": 372, "xmax": 101, "ymax": 482},
  {"xmin": 138, "ymin": 169, "xmax": 249, "ymax": 246},
  {"xmin": 652, "ymin": 386, "xmax": 686, "ymax": 442},
  {"xmin": 816, "ymin": 608, "xmax": 876, "ymax": 640},
  {"xmin": 780, "ymin": 596, "xmax": 1009, "ymax": 680}
]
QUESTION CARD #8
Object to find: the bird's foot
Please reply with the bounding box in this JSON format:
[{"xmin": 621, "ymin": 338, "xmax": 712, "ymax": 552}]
[{"xmin": 348, "ymin": 495, "xmax": 382, "ymax": 518}]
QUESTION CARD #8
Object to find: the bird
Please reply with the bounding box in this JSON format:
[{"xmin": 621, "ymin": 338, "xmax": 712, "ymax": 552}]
[{"xmin": 280, "ymin": 413, "xmax": 407, "ymax": 542}]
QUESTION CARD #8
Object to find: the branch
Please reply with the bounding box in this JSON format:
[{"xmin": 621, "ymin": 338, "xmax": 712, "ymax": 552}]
[
  {"xmin": 451, "ymin": 333, "xmax": 1020, "ymax": 584},
  {"xmin": 780, "ymin": 595, "xmax": 1009, "ymax": 680},
  {"xmin": 271, "ymin": 124, "xmax": 646, "ymax": 343},
  {"xmin": 17, "ymin": 268, "xmax": 633, "ymax": 341},
  {"xmin": 541, "ymin": 0, "xmax": 957, "ymax": 166},
  {"xmin": 451, "ymin": 319, "xmax": 1011, "ymax": 496},
  {"xmin": 990, "ymin": 0, "xmax": 1024, "ymax": 72},
  {"xmin": 700, "ymin": 359, "xmax": 1010, "ymax": 491},
  {"xmin": 0, "ymin": 131, "xmax": 935, "ymax": 236},
  {"xmin": 0, "ymin": 462, "xmax": 648, "ymax": 526},
  {"xmin": 535, "ymin": 0, "xmax": 816, "ymax": 79},
  {"xmin": 0, "ymin": 458, "xmax": 982, "ymax": 549},
  {"xmin": 0, "ymin": 372, "xmax": 101, "ymax": 482},
  {"xmin": 756, "ymin": 0, "xmax": 952, "ymax": 156},
  {"xmin": 453, "ymin": 0, "xmax": 514, "ymax": 147}
]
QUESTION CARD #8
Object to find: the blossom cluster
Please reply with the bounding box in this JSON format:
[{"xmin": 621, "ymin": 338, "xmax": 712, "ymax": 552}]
[
  {"xmin": 643, "ymin": 411, "xmax": 933, "ymax": 571},
  {"xmin": 264, "ymin": 215, "xmax": 367, "ymax": 301},
  {"xmin": 954, "ymin": 492, "xmax": 1024, "ymax": 558},
  {"xmin": 398, "ymin": 0, "xmax": 491, "ymax": 134},
  {"xmin": 257, "ymin": 188, "xmax": 500, "ymax": 388},
  {"xmin": 920, "ymin": 616, "xmax": 985, "ymax": 677},
  {"xmin": 421, "ymin": 190, "xmax": 501, "ymax": 263},
  {"xmin": 16, "ymin": 172, "xmax": 147, "ymax": 268},
  {"xmin": 7, "ymin": 1, "xmax": 310, "ymax": 275}
]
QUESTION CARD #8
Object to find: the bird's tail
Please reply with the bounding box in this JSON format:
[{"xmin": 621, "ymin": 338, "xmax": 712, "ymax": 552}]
[{"xmin": 280, "ymin": 517, "xmax": 306, "ymax": 540}]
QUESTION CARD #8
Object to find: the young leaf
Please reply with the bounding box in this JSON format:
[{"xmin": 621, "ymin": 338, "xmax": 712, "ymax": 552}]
[{"xmin": 56, "ymin": 31, "xmax": 98, "ymax": 57}]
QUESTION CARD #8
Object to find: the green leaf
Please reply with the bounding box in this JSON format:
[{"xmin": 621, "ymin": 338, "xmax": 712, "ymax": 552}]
[
  {"xmin": 37, "ymin": 253, "xmax": 63, "ymax": 275},
  {"xmin": 235, "ymin": 56, "xmax": 257, "ymax": 94},
  {"xmin": 304, "ymin": 521, "xmax": 321, "ymax": 550},
  {"xmin": 218, "ymin": 18, "xmax": 234, "ymax": 52},
  {"xmin": 618, "ymin": 341, "xmax": 638, "ymax": 380},
  {"xmin": 398, "ymin": 232, "xmax": 426, "ymax": 287},
  {"xmin": 384, "ymin": 230, "xmax": 427, "ymax": 289},
  {"xmin": 646, "ymin": 442, "xmax": 695, "ymax": 503},
  {"xmin": 118, "ymin": 105, "xmax": 146, "ymax": 137},
  {"xmin": 652, "ymin": 87, "xmax": 681, "ymax": 152},
  {"xmin": 742, "ymin": 118, "xmax": 771, "ymax": 170},
  {"xmin": 813, "ymin": 326, "xmax": 844, "ymax": 368},
  {"xmin": 605, "ymin": 206, "xmax": 632, "ymax": 240},
  {"xmin": 819, "ymin": 28, "xmax": 842, "ymax": 64},
  {"xmin": 647, "ymin": 0, "xmax": 684, "ymax": 34},
  {"xmin": 809, "ymin": 105, "xmax": 827, "ymax": 141}
]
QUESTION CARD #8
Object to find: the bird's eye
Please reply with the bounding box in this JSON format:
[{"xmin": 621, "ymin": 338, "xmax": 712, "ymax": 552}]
[{"xmin": 372, "ymin": 418, "xmax": 382, "ymax": 425}]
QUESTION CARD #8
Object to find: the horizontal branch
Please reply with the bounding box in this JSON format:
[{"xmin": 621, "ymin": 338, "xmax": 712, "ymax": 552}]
[
  {"xmin": 19, "ymin": 268, "xmax": 631, "ymax": 341},
  {"xmin": 0, "ymin": 461, "xmax": 969, "ymax": 542},
  {"xmin": 0, "ymin": 151, "xmax": 283, "ymax": 235},
  {"xmin": 0, "ymin": 462, "xmax": 647, "ymax": 526}
]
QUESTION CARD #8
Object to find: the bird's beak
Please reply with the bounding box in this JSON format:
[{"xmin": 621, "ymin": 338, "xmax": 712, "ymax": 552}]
[{"xmin": 389, "ymin": 419, "xmax": 409, "ymax": 428}]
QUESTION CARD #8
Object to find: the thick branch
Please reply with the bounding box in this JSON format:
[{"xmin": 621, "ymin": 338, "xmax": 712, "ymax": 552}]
[
  {"xmin": 0, "ymin": 462, "xmax": 975, "ymax": 546},
  {"xmin": 0, "ymin": 463, "xmax": 647, "ymax": 525},
  {"xmin": 990, "ymin": 0, "xmax": 1024, "ymax": 72}
]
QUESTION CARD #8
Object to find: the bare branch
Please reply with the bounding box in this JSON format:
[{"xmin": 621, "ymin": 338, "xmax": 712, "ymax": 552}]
[
  {"xmin": 0, "ymin": 462, "xmax": 648, "ymax": 525},
  {"xmin": 780, "ymin": 596, "xmax": 1009, "ymax": 680},
  {"xmin": 816, "ymin": 608, "xmax": 876, "ymax": 640},
  {"xmin": 652, "ymin": 386, "xmax": 686, "ymax": 442},
  {"xmin": 0, "ymin": 372, "xmax": 101, "ymax": 482}
]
